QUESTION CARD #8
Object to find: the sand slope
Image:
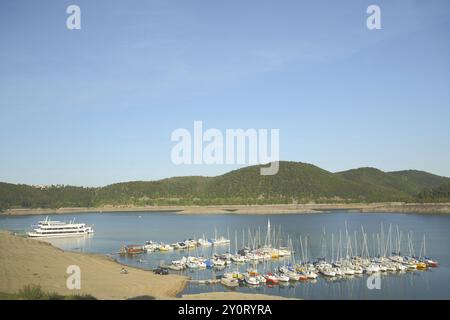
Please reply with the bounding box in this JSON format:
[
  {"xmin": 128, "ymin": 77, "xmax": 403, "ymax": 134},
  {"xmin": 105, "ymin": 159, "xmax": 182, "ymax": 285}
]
[
  {"xmin": 0, "ymin": 231, "xmax": 300, "ymax": 300},
  {"xmin": 0, "ymin": 231, "xmax": 187, "ymax": 299}
]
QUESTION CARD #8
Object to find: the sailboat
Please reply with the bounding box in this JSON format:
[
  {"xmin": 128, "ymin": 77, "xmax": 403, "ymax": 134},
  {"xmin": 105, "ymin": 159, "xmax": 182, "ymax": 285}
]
[
  {"xmin": 420, "ymin": 234, "xmax": 438, "ymax": 267},
  {"xmin": 414, "ymin": 235, "xmax": 428, "ymax": 270},
  {"xmin": 231, "ymin": 230, "xmax": 245, "ymax": 263}
]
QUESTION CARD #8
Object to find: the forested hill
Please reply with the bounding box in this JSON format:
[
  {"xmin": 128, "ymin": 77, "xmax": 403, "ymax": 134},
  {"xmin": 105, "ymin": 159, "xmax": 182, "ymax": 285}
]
[
  {"xmin": 417, "ymin": 182, "xmax": 450, "ymax": 203},
  {"xmin": 1, "ymin": 161, "xmax": 449, "ymax": 209}
]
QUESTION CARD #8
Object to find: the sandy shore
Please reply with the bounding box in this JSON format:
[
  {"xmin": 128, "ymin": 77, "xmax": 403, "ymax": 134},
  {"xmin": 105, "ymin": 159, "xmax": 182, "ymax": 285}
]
[
  {"xmin": 0, "ymin": 231, "xmax": 299, "ymax": 300},
  {"xmin": 0, "ymin": 230, "xmax": 188, "ymax": 299},
  {"xmin": 2, "ymin": 203, "xmax": 450, "ymax": 216}
]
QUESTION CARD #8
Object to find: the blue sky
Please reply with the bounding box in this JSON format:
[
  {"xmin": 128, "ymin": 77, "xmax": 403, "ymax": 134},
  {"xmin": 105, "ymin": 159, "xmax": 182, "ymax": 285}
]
[{"xmin": 1, "ymin": 0, "xmax": 450, "ymax": 186}]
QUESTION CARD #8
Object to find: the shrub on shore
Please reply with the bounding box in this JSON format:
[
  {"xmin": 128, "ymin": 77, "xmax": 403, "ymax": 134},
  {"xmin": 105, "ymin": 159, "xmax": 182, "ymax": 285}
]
[
  {"xmin": 18, "ymin": 284, "xmax": 46, "ymax": 300},
  {"xmin": 11, "ymin": 284, "xmax": 97, "ymax": 300}
]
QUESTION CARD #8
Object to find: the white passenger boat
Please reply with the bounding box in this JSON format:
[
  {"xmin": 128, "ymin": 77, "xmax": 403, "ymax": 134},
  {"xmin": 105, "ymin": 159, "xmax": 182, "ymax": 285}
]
[{"xmin": 27, "ymin": 217, "xmax": 94, "ymax": 238}]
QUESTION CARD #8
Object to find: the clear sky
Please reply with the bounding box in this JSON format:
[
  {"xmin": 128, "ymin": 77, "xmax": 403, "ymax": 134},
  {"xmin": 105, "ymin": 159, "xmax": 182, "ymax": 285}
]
[{"xmin": 1, "ymin": 0, "xmax": 450, "ymax": 186}]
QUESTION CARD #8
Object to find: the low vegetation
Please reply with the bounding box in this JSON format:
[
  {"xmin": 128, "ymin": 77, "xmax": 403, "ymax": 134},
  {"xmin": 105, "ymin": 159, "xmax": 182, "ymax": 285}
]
[{"xmin": 1, "ymin": 284, "xmax": 97, "ymax": 300}]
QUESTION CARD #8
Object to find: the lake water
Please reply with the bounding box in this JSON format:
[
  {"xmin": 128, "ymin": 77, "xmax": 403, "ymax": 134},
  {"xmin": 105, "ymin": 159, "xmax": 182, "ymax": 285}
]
[{"xmin": 1, "ymin": 211, "xmax": 449, "ymax": 299}]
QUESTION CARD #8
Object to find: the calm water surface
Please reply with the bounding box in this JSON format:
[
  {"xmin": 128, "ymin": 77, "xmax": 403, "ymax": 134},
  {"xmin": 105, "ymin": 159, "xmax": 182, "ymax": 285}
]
[{"xmin": 1, "ymin": 211, "xmax": 449, "ymax": 299}]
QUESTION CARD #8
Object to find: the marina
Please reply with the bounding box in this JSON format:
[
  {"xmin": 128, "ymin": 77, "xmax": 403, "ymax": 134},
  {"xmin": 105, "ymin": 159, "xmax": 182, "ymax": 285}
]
[
  {"xmin": 1, "ymin": 211, "xmax": 449, "ymax": 299},
  {"xmin": 116, "ymin": 219, "xmax": 439, "ymax": 288}
]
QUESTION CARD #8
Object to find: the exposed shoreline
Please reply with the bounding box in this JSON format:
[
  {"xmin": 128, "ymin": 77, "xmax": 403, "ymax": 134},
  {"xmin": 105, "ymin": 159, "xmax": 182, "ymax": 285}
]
[
  {"xmin": 2, "ymin": 202, "xmax": 450, "ymax": 216},
  {"xmin": 0, "ymin": 231, "xmax": 296, "ymax": 300},
  {"xmin": 0, "ymin": 230, "xmax": 188, "ymax": 300}
]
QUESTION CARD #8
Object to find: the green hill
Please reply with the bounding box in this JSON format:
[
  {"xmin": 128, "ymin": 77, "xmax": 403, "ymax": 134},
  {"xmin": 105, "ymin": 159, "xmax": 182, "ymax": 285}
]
[
  {"xmin": 0, "ymin": 182, "xmax": 94, "ymax": 209},
  {"xmin": 205, "ymin": 162, "xmax": 389, "ymax": 203},
  {"xmin": 1, "ymin": 161, "xmax": 449, "ymax": 210},
  {"xmin": 389, "ymin": 170, "xmax": 450, "ymax": 192},
  {"xmin": 336, "ymin": 167, "xmax": 450, "ymax": 198}
]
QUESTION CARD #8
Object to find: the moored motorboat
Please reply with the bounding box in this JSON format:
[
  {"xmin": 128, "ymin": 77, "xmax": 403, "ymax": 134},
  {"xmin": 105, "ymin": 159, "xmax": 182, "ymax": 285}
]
[
  {"xmin": 221, "ymin": 277, "xmax": 239, "ymax": 288},
  {"xmin": 277, "ymin": 273, "xmax": 290, "ymax": 282},
  {"xmin": 303, "ymin": 270, "xmax": 318, "ymax": 279},
  {"xmin": 121, "ymin": 244, "xmax": 145, "ymax": 255},
  {"xmin": 264, "ymin": 272, "xmax": 280, "ymax": 284},
  {"xmin": 245, "ymin": 275, "xmax": 260, "ymax": 286}
]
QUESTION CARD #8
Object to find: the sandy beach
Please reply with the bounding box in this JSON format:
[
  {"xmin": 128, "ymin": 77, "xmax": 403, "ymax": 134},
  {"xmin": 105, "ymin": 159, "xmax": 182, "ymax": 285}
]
[
  {"xmin": 0, "ymin": 230, "xmax": 188, "ymax": 299},
  {"xmin": 2, "ymin": 202, "xmax": 450, "ymax": 216},
  {"xmin": 0, "ymin": 231, "xmax": 298, "ymax": 300}
]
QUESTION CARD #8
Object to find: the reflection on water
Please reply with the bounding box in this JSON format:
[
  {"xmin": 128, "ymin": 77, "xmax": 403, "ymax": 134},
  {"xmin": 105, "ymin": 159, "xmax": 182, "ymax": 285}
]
[
  {"xmin": 46, "ymin": 235, "xmax": 94, "ymax": 252},
  {"xmin": 1, "ymin": 211, "xmax": 450, "ymax": 300}
]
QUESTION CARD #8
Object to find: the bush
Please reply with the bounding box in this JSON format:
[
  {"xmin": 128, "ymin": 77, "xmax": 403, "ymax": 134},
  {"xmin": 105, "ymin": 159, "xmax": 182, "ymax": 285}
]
[
  {"xmin": 16, "ymin": 285, "xmax": 97, "ymax": 300},
  {"xmin": 18, "ymin": 284, "xmax": 45, "ymax": 300}
]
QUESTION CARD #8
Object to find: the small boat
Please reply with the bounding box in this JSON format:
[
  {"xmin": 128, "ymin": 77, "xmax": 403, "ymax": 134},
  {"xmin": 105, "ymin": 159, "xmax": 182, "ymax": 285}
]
[
  {"xmin": 365, "ymin": 264, "xmax": 380, "ymax": 274},
  {"xmin": 379, "ymin": 265, "xmax": 388, "ymax": 272},
  {"xmin": 395, "ymin": 263, "xmax": 407, "ymax": 272},
  {"xmin": 416, "ymin": 262, "xmax": 427, "ymax": 270},
  {"xmin": 197, "ymin": 238, "xmax": 212, "ymax": 247},
  {"xmin": 231, "ymin": 254, "xmax": 245, "ymax": 263},
  {"xmin": 352, "ymin": 266, "xmax": 364, "ymax": 274},
  {"xmin": 277, "ymin": 274, "xmax": 290, "ymax": 282},
  {"xmin": 406, "ymin": 263, "xmax": 417, "ymax": 271},
  {"xmin": 424, "ymin": 258, "xmax": 439, "ymax": 268},
  {"xmin": 144, "ymin": 241, "xmax": 160, "ymax": 252},
  {"xmin": 296, "ymin": 273, "xmax": 308, "ymax": 281},
  {"xmin": 280, "ymin": 268, "xmax": 301, "ymax": 281},
  {"xmin": 211, "ymin": 236, "xmax": 231, "ymax": 246},
  {"xmin": 168, "ymin": 264, "xmax": 184, "ymax": 271},
  {"xmin": 320, "ymin": 268, "xmax": 336, "ymax": 277},
  {"xmin": 277, "ymin": 247, "xmax": 292, "ymax": 257},
  {"xmin": 221, "ymin": 277, "xmax": 239, "ymax": 288},
  {"xmin": 174, "ymin": 242, "xmax": 188, "ymax": 250},
  {"xmin": 386, "ymin": 264, "xmax": 397, "ymax": 272},
  {"xmin": 172, "ymin": 256, "xmax": 187, "ymax": 265},
  {"xmin": 187, "ymin": 262, "xmax": 199, "ymax": 269},
  {"xmin": 121, "ymin": 245, "xmax": 145, "ymax": 255},
  {"xmin": 264, "ymin": 273, "xmax": 280, "ymax": 285},
  {"xmin": 256, "ymin": 275, "xmax": 267, "ymax": 284},
  {"xmin": 341, "ymin": 267, "xmax": 355, "ymax": 275},
  {"xmin": 158, "ymin": 244, "xmax": 174, "ymax": 252},
  {"xmin": 419, "ymin": 235, "xmax": 438, "ymax": 268},
  {"xmin": 224, "ymin": 271, "xmax": 245, "ymax": 280},
  {"xmin": 303, "ymin": 270, "xmax": 318, "ymax": 279},
  {"xmin": 246, "ymin": 253, "xmax": 260, "ymax": 261},
  {"xmin": 333, "ymin": 267, "xmax": 344, "ymax": 276},
  {"xmin": 213, "ymin": 258, "xmax": 226, "ymax": 267},
  {"xmin": 245, "ymin": 275, "xmax": 260, "ymax": 286}
]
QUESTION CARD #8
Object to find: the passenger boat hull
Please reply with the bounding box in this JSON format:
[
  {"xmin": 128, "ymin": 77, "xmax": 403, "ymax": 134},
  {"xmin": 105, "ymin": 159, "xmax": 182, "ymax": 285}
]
[{"xmin": 27, "ymin": 232, "xmax": 93, "ymax": 238}]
